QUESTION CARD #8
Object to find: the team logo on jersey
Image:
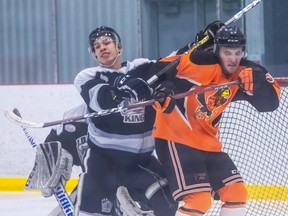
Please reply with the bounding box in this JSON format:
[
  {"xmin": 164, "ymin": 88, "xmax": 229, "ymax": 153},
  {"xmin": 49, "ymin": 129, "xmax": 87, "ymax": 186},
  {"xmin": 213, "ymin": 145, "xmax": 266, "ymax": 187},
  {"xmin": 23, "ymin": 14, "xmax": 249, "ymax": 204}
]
[
  {"xmin": 64, "ymin": 124, "xmax": 76, "ymax": 132},
  {"xmin": 119, "ymin": 99, "xmax": 145, "ymax": 123},
  {"xmin": 195, "ymin": 88, "xmax": 231, "ymax": 119},
  {"xmin": 76, "ymin": 135, "xmax": 88, "ymax": 164},
  {"xmin": 231, "ymin": 169, "xmax": 240, "ymax": 174},
  {"xmin": 101, "ymin": 198, "xmax": 113, "ymax": 213},
  {"xmin": 265, "ymin": 73, "xmax": 275, "ymax": 84},
  {"xmin": 194, "ymin": 173, "xmax": 207, "ymax": 182}
]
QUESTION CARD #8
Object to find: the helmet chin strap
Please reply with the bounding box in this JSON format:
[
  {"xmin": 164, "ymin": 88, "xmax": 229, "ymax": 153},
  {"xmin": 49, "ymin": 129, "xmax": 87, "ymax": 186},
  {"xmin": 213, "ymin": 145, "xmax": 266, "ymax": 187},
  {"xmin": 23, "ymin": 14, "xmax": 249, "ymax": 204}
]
[{"xmin": 97, "ymin": 50, "xmax": 122, "ymax": 68}]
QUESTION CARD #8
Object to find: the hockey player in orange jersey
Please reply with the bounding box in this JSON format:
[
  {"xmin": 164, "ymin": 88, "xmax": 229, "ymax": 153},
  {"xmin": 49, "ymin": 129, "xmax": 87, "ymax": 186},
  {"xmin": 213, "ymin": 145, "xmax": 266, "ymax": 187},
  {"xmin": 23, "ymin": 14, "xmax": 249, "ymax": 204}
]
[{"xmin": 151, "ymin": 26, "xmax": 281, "ymax": 216}]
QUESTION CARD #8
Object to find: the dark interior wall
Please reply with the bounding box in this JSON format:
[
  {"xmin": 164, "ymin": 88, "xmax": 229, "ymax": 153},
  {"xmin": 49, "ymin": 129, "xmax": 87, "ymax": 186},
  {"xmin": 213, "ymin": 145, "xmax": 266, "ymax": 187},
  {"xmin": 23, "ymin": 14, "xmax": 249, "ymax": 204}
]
[
  {"xmin": 142, "ymin": 0, "xmax": 201, "ymax": 59},
  {"xmin": 142, "ymin": 0, "xmax": 243, "ymax": 59},
  {"xmin": 264, "ymin": 0, "xmax": 288, "ymax": 76}
]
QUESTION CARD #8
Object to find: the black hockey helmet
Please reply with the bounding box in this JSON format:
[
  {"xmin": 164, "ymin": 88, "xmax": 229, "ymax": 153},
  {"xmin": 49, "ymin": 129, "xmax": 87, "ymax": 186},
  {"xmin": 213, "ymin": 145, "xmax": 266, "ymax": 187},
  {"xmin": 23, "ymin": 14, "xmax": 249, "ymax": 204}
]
[
  {"xmin": 89, "ymin": 26, "xmax": 122, "ymax": 52},
  {"xmin": 213, "ymin": 26, "xmax": 246, "ymax": 55}
]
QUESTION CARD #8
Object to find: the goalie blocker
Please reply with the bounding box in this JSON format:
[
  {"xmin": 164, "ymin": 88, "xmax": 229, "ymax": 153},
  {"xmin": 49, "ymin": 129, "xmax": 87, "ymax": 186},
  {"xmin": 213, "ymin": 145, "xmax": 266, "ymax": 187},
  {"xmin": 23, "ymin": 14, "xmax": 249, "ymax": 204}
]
[{"xmin": 25, "ymin": 141, "xmax": 73, "ymax": 197}]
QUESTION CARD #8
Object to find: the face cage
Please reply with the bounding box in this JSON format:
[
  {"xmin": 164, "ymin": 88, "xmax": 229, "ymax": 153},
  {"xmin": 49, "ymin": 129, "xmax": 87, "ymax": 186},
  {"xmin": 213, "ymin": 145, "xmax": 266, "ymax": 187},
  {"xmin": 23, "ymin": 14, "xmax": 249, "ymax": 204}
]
[
  {"xmin": 213, "ymin": 44, "xmax": 246, "ymax": 57},
  {"xmin": 89, "ymin": 31, "xmax": 121, "ymax": 51}
]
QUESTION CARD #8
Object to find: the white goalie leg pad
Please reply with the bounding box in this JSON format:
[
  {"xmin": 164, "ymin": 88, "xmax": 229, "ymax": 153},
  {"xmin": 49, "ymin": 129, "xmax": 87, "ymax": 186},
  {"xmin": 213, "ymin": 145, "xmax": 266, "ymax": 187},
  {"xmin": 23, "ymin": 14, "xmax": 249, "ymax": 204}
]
[
  {"xmin": 116, "ymin": 186, "xmax": 155, "ymax": 216},
  {"xmin": 25, "ymin": 141, "xmax": 73, "ymax": 196}
]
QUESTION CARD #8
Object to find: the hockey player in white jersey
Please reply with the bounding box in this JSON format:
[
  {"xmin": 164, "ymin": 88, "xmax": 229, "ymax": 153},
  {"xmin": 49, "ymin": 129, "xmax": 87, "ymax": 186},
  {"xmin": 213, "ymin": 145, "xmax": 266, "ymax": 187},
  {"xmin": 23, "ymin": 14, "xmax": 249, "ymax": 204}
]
[{"xmin": 74, "ymin": 26, "xmax": 176, "ymax": 216}]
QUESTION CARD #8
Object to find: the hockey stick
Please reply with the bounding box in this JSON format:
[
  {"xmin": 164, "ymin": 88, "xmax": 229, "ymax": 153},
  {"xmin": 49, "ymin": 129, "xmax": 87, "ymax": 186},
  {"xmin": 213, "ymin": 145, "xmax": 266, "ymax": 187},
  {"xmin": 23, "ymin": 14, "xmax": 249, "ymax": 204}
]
[
  {"xmin": 6, "ymin": 77, "xmax": 287, "ymax": 129},
  {"xmin": 191, "ymin": 0, "xmax": 263, "ymax": 51},
  {"xmin": 146, "ymin": 56, "xmax": 180, "ymax": 85},
  {"xmin": 3, "ymin": 80, "xmax": 242, "ymax": 128},
  {"xmin": 12, "ymin": 108, "xmax": 74, "ymax": 216}
]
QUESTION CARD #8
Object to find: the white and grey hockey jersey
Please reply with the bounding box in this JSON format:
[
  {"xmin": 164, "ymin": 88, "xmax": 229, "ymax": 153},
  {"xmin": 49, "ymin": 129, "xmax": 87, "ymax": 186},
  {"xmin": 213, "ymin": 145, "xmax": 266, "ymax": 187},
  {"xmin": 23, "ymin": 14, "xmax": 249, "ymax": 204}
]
[{"xmin": 74, "ymin": 58, "xmax": 157, "ymax": 154}]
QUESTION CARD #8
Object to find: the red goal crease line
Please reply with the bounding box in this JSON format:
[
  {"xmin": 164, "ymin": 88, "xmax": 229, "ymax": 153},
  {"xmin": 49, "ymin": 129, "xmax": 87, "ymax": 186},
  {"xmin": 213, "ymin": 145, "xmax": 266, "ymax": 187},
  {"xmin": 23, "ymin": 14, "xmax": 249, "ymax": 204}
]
[{"xmin": 0, "ymin": 178, "xmax": 287, "ymax": 201}]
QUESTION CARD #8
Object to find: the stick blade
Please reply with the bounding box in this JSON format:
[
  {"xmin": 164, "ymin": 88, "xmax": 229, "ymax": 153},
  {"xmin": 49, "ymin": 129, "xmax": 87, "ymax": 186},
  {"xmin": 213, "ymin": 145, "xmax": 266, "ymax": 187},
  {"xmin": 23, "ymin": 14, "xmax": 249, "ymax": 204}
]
[{"xmin": 4, "ymin": 110, "xmax": 44, "ymax": 128}]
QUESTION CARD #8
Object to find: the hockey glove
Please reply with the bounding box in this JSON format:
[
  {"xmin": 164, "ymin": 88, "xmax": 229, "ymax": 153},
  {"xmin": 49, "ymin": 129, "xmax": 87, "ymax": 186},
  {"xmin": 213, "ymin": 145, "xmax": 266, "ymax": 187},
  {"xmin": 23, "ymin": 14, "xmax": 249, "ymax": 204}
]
[
  {"xmin": 113, "ymin": 75, "xmax": 152, "ymax": 102},
  {"xmin": 194, "ymin": 21, "xmax": 224, "ymax": 50},
  {"xmin": 111, "ymin": 87, "xmax": 132, "ymax": 103},
  {"xmin": 152, "ymin": 81, "xmax": 176, "ymax": 114},
  {"xmin": 238, "ymin": 68, "xmax": 254, "ymax": 95},
  {"xmin": 153, "ymin": 97, "xmax": 176, "ymax": 114}
]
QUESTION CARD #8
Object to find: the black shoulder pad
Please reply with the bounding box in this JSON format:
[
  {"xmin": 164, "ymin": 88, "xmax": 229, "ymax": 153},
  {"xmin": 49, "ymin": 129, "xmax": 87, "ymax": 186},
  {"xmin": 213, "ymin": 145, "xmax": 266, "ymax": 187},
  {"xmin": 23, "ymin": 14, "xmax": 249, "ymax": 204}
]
[
  {"xmin": 240, "ymin": 59, "xmax": 268, "ymax": 73},
  {"xmin": 189, "ymin": 50, "xmax": 218, "ymax": 65}
]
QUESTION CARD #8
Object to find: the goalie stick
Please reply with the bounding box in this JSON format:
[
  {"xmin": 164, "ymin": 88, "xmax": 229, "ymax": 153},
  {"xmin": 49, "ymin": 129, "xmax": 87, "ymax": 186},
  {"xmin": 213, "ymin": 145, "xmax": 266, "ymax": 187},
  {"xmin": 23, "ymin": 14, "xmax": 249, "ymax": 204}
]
[
  {"xmin": 5, "ymin": 77, "xmax": 287, "ymax": 129},
  {"xmin": 12, "ymin": 108, "xmax": 75, "ymax": 216},
  {"xmin": 191, "ymin": 0, "xmax": 263, "ymax": 51}
]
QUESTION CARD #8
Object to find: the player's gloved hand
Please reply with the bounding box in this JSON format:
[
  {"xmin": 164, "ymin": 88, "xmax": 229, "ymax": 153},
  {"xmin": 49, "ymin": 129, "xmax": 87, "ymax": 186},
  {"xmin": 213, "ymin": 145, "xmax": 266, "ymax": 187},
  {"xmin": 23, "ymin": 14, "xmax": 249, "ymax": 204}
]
[
  {"xmin": 194, "ymin": 21, "xmax": 224, "ymax": 50},
  {"xmin": 239, "ymin": 68, "xmax": 254, "ymax": 96},
  {"xmin": 113, "ymin": 75, "xmax": 152, "ymax": 102},
  {"xmin": 153, "ymin": 98, "xmax": 176, "ymax": 114},
  {"xmin": 111, "ymin": 87, "xmax": 132, "ymax": 103},
  {"xmin": 238, "ymin": 66, "xmax": 268, "ymax": 96},
  {"xmin": 152, "ymin": 81, "xmax": 176, "ymax": 114}
]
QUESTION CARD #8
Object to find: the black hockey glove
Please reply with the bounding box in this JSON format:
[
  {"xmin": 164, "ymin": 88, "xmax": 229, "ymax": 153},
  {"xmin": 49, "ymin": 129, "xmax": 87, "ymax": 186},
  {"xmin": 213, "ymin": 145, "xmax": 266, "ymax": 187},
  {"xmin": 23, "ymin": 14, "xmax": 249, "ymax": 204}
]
[
  {"xmin": 113, "ymin": 75, "xmax": 152, "ymax": 102},
  {"xmin": 194, "ymin": 21, "xmax": 224, "ymax": 50},
  {"xmin": 152, "ymin": 81, "xmax": 176, "ymax": 114},
  {"xmin": 152, "ymin": 81, "xmax": 175, "ymax": 102}
]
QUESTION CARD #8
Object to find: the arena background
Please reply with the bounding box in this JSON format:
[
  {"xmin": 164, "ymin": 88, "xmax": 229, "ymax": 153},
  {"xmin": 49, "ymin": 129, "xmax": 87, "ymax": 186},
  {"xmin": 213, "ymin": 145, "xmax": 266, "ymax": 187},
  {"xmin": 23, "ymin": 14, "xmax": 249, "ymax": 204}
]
[{"xmin": 0, "ymin": 0, "xmax": 287, "ymax": 215}]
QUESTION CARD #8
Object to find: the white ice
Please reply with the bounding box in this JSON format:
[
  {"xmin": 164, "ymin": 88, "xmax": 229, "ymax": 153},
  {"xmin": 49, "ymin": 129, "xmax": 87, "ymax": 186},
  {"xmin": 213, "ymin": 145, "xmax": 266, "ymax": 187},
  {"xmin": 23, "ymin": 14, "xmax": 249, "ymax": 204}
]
[
  {"xmin": 1, "ymin": 192, "xmax": 287, "ymax": 216},
  {"xmin": 0, "ymin": 192, "xmax": 58, "ymax": 216}
]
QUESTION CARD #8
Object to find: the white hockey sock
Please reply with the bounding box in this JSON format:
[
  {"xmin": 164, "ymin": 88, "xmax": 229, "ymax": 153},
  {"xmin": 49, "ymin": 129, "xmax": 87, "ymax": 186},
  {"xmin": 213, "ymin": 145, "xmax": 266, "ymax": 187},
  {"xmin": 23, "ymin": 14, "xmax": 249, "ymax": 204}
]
[
  {"xmin": 175, "ymin": 210, "xmax": 190, "ymax": 216},
  {"xmin": 175, "ymin": 209, "xmax": 203, "ymax": 216},
  {"xmin": 219, "ymin": 207, "xmax": 245, "ymax": 216}
]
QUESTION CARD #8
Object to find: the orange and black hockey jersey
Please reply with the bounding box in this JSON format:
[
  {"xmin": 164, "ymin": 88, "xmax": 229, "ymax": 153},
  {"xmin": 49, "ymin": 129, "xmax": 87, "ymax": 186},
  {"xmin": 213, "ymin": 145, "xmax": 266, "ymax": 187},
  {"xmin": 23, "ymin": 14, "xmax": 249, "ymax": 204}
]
[{"xmin": 152, "ymin": 50, "xmax": 281, "ymax": 152}]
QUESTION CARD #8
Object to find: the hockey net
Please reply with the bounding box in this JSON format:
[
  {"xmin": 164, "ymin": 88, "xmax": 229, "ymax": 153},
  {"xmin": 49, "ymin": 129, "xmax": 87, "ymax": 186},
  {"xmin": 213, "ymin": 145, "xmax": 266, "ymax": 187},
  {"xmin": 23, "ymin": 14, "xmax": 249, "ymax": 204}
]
[{"xmin": 207, "ymin": 87, "xmax": 288, "ymax": 216}]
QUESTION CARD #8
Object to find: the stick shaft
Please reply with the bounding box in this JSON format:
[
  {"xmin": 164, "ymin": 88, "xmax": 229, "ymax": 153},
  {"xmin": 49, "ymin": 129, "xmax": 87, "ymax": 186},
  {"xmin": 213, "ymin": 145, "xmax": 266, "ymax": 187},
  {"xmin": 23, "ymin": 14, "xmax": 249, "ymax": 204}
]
[
  {"xmin": 191, "ymin": 0, "xmax": 263, "ymax": 51},
  {"xmin": 13, "ymin": 109, "xmax": 38, "ymax": 147},
  {"xmin": 5, "ymin": 77, "xmax": 287, "ymax": 129},
  {"xmin": 147, "ymin": 57, "xmax": 180, "ymax": 84},
  {"xmin": 224, "ymin": 0, "xmax": 263, "ymax": 26},
  {"xmin": 4, "ymin": 80, "xmax": 243, "ymax": 128}
]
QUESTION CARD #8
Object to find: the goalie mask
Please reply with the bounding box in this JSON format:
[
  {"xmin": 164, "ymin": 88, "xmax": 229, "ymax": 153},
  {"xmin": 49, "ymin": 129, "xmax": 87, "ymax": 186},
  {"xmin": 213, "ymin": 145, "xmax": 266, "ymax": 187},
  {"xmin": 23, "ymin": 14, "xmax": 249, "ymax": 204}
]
[
  {"xmin": 213, "ymin": 26, "xmax": 246, "ymax": 56},
  {"xmin": 89, "ymin": 26, "xmax": 122, "ymax": 52}
]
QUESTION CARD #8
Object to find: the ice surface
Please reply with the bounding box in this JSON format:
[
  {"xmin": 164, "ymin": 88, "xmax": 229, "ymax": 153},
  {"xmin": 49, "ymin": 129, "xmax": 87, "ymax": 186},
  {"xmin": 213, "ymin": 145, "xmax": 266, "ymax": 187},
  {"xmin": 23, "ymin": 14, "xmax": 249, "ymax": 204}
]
[
  {"xmin": 1, "ymin": 192, "xmax": 287, "ymax": 216},
  {"xmin": 0, "ymin": 192, "xmax": 58, "ymax": 216}
]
